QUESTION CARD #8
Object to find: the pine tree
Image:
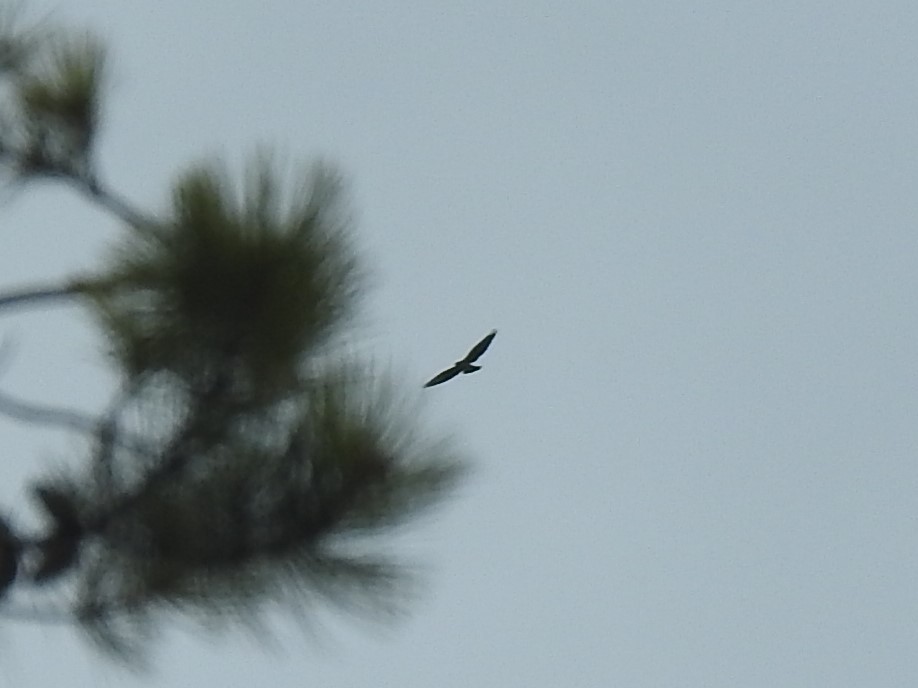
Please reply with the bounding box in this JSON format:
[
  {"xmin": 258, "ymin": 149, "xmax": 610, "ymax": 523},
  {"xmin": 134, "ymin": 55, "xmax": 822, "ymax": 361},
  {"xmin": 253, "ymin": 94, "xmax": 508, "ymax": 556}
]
[{"xmin": 0, "ymin": 6, "xmax": 465, "ymax": 666}]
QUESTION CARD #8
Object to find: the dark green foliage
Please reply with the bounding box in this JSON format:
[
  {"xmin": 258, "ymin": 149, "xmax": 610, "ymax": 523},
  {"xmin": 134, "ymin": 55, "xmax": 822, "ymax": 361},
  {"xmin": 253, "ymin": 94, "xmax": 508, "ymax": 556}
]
[
  {"xmin": 68, "ymin": 370, "xmax": 463, "ymax": 664},
  {"xmin": 0, "ymin": 7, "xmax": 105, "ymax": 181},
  {"xmin": 84, "ymin": 156, "xmax": 364, "ymax": 404},
  {"xmin": 16, "ymin": 34, "xmax": 104, "ymax": 159},
  {"xmin": 62, "ymin": 250, "xmax": 463, "ymax": 661}
]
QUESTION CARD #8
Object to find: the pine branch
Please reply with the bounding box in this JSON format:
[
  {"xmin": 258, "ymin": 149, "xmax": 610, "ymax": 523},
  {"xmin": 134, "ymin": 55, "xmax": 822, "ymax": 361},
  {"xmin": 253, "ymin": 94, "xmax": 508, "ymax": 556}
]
[{"xmin": 0, "ymin": 13, "xmax": 469, "ymax": 662}]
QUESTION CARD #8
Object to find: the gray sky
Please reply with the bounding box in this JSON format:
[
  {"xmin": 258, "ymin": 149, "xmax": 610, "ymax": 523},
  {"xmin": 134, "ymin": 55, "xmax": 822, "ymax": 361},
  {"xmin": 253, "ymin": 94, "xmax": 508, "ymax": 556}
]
[{"xmin": 1, "ymin": 1, "xmax": 917, "ymax": 685}]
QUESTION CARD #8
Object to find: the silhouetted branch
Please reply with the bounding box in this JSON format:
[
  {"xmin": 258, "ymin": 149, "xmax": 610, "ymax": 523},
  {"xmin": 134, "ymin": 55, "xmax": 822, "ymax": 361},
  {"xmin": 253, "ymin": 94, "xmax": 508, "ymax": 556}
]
[
  {"xmin": 0, "ymin": 387, "xmax": 156, "ymax": 459},
  {"xmin": 0, "ymin": 387, "xmax": 97, "ymax": 433},
  {"xmin": 0, "ymin": 281, "xmax": 83, "ymax": 313},
  {"xmin": 0, "ymin": 138, "xmax": 157, "ymax": 232},
  {"xmin": 68, "ymin": 172, "xmax": 159, "ymax": 231}
]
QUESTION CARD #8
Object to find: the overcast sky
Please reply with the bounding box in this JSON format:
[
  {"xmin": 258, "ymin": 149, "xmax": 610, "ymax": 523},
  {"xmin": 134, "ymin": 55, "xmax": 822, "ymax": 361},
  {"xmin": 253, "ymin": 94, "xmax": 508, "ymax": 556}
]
[{"xmin": 1, "ymin": 2, "xmax": 918, "ymax": 686}]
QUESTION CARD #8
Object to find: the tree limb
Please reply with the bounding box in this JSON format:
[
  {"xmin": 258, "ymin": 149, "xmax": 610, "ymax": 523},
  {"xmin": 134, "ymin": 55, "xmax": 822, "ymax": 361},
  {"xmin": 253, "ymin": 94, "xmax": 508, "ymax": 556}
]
[
  {"xmin": 0, "ymin": 282, "xmax": 83, "ymax": 314},
  {"xmin": 67, "ymin": 172, "xmax": 159, "ymax": 232},
  {"xmin": 0, "ymin": 386, "xmax": 156, "ymax": 460}
]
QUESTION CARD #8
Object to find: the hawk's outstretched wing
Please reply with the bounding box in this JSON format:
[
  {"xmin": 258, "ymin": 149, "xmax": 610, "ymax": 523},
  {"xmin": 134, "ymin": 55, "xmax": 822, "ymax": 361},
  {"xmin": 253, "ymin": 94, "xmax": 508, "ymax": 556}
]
[
  {"xmin": 423, "ymin": 364, "xmax": 463, "ymax": 388},
  {"xmin": 461, "ymin": 329, "xmax": 497, "ymax": 364}
]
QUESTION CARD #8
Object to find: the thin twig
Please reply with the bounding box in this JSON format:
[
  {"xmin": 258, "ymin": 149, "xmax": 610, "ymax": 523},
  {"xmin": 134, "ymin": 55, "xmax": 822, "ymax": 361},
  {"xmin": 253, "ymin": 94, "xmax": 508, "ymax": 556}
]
[
  {"xmin": 69, "ymin": 173, "xmax": 159, "ymax": 232},
  {"xmin": 0, "ymin": 282, "xmax": 83, "ymax": 314},
  {"xmin": 0, "ymin": 387, "xmax": 157, "ymax": 459},
  {"xmin": 0, "ymin": 141, "xmax": 159, "ymax": 231},
  {"xmin": 0, "ymin": 386, "xmax": 97, "ymax": 433}
]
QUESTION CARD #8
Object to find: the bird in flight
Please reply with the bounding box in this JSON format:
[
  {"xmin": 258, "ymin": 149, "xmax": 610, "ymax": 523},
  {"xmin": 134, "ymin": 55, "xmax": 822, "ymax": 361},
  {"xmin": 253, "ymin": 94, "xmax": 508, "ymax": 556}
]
[{"xmin": 424, "ymin": 330, "xmax": 497, "ymax": 388}]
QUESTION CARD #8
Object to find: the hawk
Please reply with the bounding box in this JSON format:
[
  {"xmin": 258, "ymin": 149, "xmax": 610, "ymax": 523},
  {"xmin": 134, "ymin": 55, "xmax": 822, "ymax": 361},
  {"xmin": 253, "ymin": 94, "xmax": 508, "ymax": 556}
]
[{"xmin": 424, "ymin": 330, "xmax": 497, "ymax": 388}]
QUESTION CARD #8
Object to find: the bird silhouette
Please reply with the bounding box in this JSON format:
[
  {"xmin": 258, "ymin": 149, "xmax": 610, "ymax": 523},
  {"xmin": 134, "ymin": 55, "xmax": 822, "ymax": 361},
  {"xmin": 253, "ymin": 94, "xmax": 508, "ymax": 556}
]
[{"xmin": 424, "ymin": 330, "xmax": 497, "ymax": 388}]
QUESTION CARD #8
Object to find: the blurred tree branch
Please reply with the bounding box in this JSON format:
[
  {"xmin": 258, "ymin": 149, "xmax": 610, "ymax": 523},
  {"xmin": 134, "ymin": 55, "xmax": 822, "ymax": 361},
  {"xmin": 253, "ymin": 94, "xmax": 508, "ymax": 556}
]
[{"xmin": 0, "ymin": 6, "xmax": 467, "ymax": 669}]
